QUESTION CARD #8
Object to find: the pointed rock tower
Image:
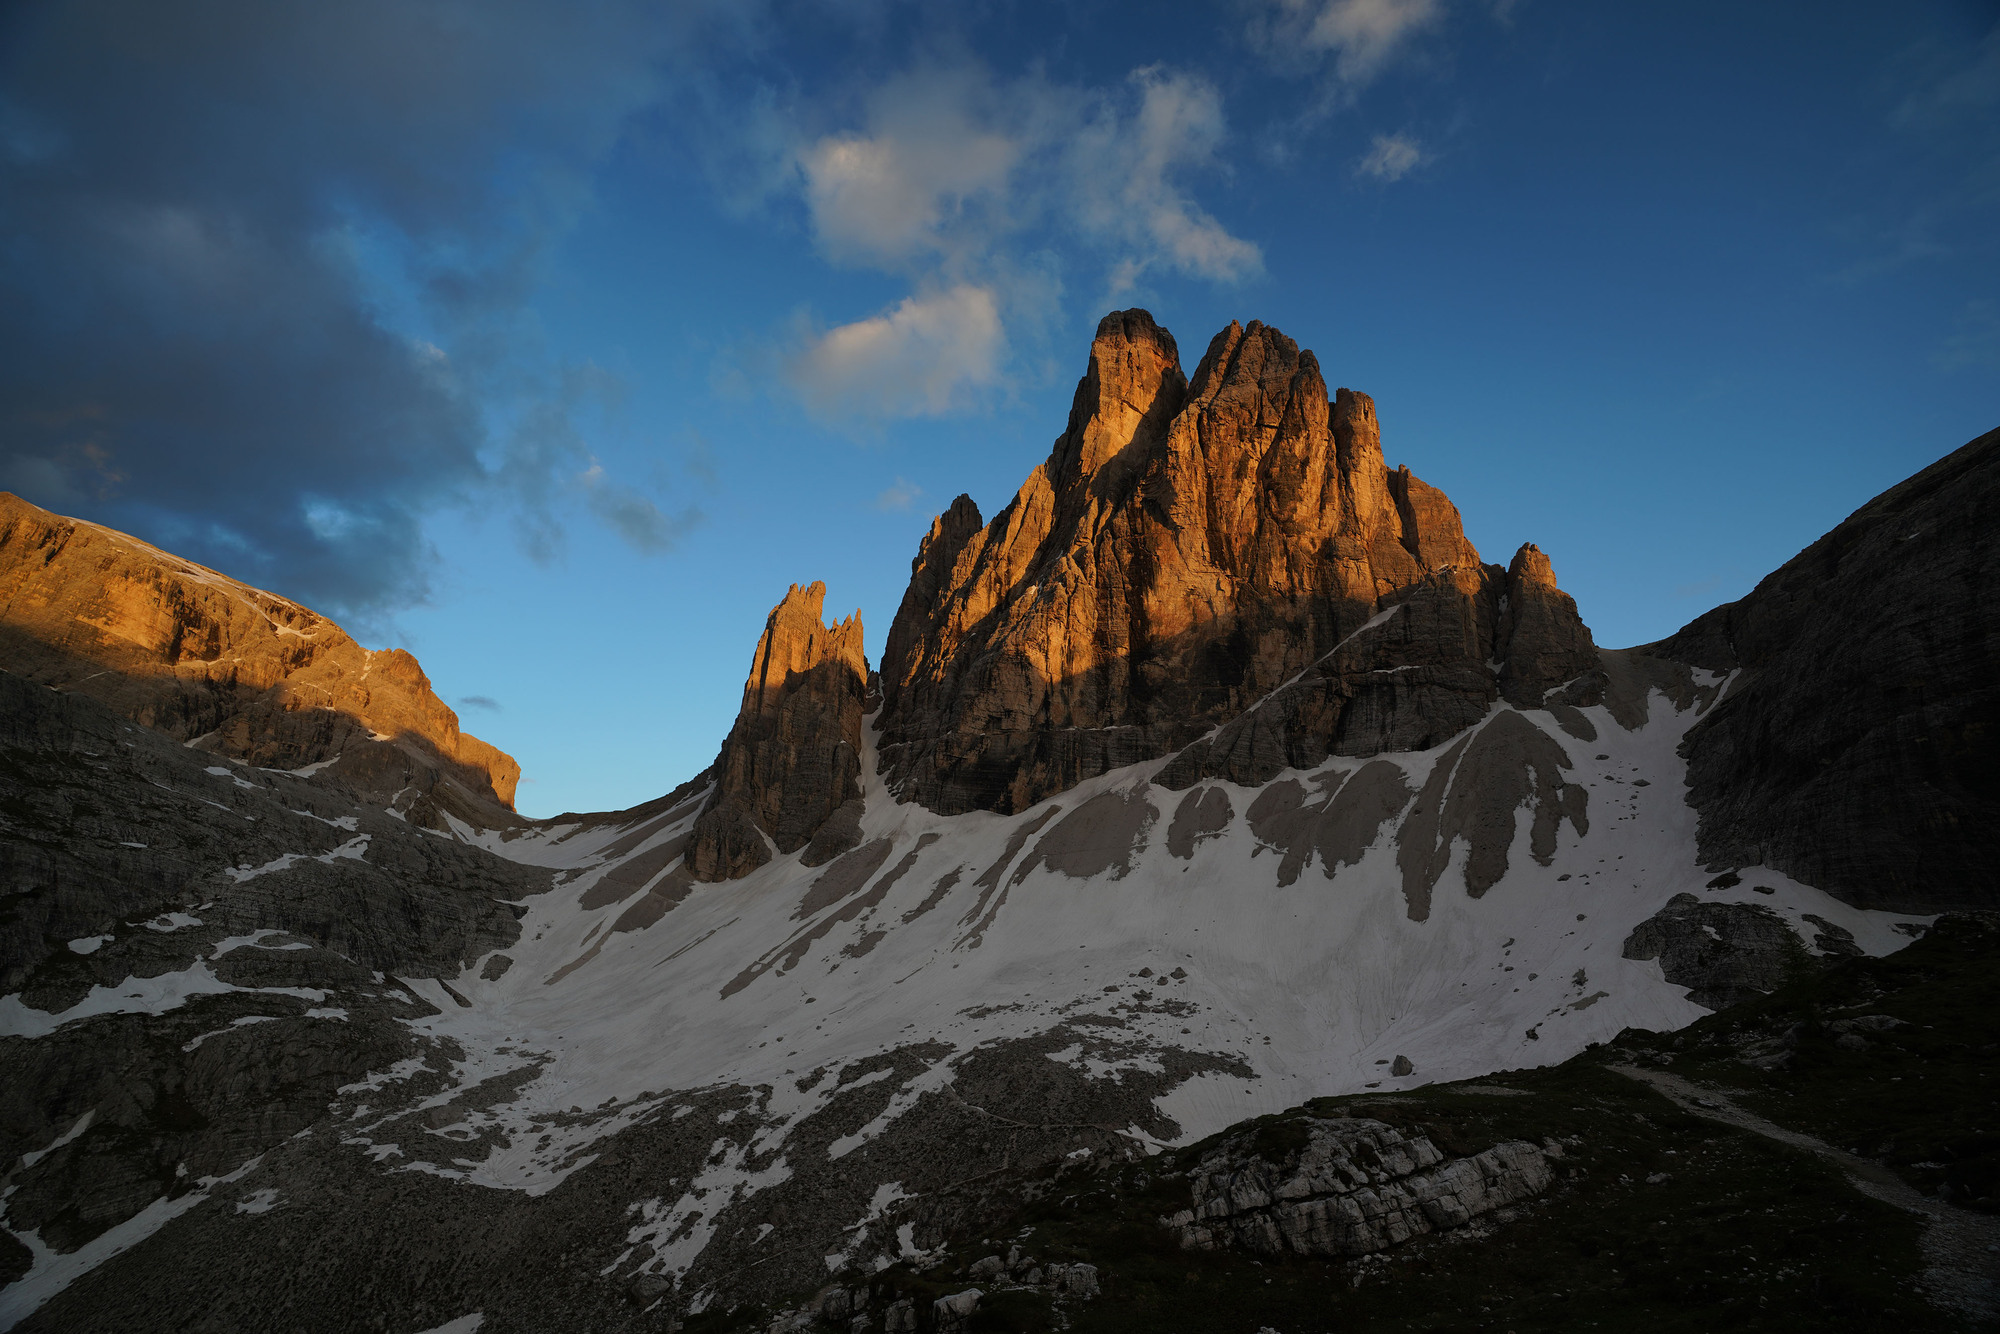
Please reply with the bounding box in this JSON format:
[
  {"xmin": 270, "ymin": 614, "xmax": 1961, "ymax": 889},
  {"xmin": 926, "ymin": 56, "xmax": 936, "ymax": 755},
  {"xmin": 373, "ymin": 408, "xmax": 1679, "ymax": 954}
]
[{"xmin": 687, "ymin": 582, "xmax": 869, "ymax": 881}]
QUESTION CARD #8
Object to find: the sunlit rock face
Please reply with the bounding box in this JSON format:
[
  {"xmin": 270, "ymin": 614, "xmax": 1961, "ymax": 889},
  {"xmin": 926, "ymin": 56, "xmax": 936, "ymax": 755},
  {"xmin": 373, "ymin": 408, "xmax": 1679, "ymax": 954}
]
[
  {"xmin": 688, "ymin": 580, "xmax": 869, "ymax": 881},
  {"xmin": 875, "ymin": 310, "xmax": 1599, "ymax": 814},
  {"xmin": 0, "ymin": 491, "xmax": 519, "ymax": 812}
]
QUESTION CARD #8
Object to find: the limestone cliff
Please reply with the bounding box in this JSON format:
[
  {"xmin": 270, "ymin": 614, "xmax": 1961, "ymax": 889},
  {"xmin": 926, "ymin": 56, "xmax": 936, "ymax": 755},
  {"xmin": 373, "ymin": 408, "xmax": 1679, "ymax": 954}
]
[
  {"xmin": 687, "ymin": 582, "xmax": 869, "ymax": 881},
  {"xmin": 0, "ymin": 492, "xmax": 519, "ymax": 813},
  {"xmin": 877, "ymin": 311, "xmax": 1599, "ymax": 813},
  {"xmin": 1651, "ymin": 425, "xmax": 2000, "ymax": 912}
]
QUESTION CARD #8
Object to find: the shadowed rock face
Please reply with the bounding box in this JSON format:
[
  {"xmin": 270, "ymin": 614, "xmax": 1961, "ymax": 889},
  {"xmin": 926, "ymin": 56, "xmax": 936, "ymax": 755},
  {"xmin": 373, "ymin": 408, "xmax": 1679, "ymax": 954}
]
[
  {"xmin": 688, "ymin": 581, "xmax": 869, "ymax": 881},
  {"xmin": 877, "ymin": 310, "xmax": 1598, "ymax": 814},
  {"xmin": 0, "ymin": 671, "xmax": 547, "ymax": 1264},
  {"xmin": 1650, "ymin": 426, "xmax": 2000, "ymax": 912},
  {"xmin": 1498, "ymin": 543, "xmax": 1599, "ymax": 709},
  {"xmin": 0, "ymin": 492, "xmax": 519, "ymax": 811}
]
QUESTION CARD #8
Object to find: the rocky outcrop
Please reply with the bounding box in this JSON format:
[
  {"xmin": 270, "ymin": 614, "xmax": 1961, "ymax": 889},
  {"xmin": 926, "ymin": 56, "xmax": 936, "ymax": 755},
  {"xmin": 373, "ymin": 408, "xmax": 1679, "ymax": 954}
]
[
  {"xmin": 1165, "ymin": 1116, "xmax": 1555, "ymax": 1257},
  {"xmin": 688, "ymin": 582, "xmax": 869, "ymax": 881},
  {"xmin": 876, "ymin": 311, "xmax": 1598, "ymax": 814},
  {"xmin": 1620, "ymin": 893, "xmax": 1800, "ymax": 1010},
  {"xmin": 0, "ymin": 492, "xmax": 519, "ymax": 811},
  {"xmin": 1650, "ymin": 426, "xmax": 2000, "ymax": 912}
]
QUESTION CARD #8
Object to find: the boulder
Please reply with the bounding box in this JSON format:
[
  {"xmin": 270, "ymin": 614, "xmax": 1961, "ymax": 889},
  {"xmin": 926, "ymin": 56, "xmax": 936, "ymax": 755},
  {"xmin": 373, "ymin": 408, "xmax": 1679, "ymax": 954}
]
[
  {"xmin": 1164, "ymin": 1117, "xmax": 1553, "ymax": 1258},
  {"xmin": 931, "ymin": 1289, "xmax": 982, "ymax": 1332},
  {"xmin": 1620, "ymin": 893, "xmax": 1799, "ymax": 1010}
]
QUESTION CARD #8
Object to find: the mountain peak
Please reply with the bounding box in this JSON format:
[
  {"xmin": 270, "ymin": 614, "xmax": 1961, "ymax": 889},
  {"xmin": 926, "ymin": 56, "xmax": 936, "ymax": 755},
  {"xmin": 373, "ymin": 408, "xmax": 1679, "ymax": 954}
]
[
  {"xmin": 876, "ymin": 311, "xmax": 1596, "ymax": 814},
  {"xmin": 1051, "ymin": 306, "xmax": 1188, "ymax": 488},
  {"xmin": 743, "ymin": 581, "xmax": 863, "ymax": 717}
]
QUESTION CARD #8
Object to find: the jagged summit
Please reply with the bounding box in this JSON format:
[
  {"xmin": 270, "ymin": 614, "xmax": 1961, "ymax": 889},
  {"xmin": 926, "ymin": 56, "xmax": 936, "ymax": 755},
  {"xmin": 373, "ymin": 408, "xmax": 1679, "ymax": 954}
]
[
  {"xmin": 0, "ymin": 490, "xmax": 519, "ymax": 814},
  {"xmin": 874, "ymin": 309, "xmax": 1596, "ymax": 814}
]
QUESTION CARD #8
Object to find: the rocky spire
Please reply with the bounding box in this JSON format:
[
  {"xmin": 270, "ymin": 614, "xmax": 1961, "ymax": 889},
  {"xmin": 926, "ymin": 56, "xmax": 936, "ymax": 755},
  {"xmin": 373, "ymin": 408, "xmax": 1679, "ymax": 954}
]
[
  {"xmin": 875, "ymin": 311, "xmax": 1594, "ymax": 813},
  {"xmin": 687, "ymin": 582, "xmax": 870, "ymax": 882},
  {"xmin": 1497, "ymin": 543, "xmax": 1599, "ymax": 707}
]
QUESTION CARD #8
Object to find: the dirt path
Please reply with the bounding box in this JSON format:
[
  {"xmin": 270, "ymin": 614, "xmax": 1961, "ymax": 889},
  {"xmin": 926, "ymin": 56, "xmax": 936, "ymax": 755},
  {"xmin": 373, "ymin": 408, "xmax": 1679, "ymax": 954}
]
[{"xmin": 1614, "ymin": 1064, "xmax": 2000, "ymax": 1323}]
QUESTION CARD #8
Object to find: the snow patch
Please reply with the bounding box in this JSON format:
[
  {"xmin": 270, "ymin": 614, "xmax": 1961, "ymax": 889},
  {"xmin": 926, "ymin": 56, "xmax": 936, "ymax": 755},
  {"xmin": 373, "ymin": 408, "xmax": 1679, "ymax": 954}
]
[
  {"xmin": 140, "ymin": 912, "xmax": 203, "ymax": 933},
  {"xmin": 224, "ymin": 835, "xmax": 371, "ymax": 882},
  {"xmin": 624, "ymin": 1141, "xmax": 794, "ymax": 1288},
  {"xmin": 410, "ymin": 1316, "xmax": 484, "ymax": 1334}
]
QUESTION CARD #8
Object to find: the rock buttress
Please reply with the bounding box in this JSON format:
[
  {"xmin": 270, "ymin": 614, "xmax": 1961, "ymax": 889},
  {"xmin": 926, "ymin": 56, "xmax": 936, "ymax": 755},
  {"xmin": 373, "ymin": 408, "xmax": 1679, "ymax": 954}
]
[
  {"xmin": 875, "ymin": 310, "xmax": 1598, "ymax": 813},
  {"xmin": 688, "ymin": 582, "xmax": 869, "ymax": 881}
]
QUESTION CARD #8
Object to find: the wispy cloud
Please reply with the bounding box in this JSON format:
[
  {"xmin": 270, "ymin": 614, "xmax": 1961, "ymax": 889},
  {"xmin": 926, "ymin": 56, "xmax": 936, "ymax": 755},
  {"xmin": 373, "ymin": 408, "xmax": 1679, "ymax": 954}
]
[
  {"xmin": 1248, "ymin": 0, "xmax": 1444, "ymax": 90},
  {"xmin": 1356, "ymin": 131, "xmax": 1425, "ymax": 181},
  {"xmin": 458, "ymin": 695, "xmax": 503, "ymax": 712},
  {"xmin": 874, "ymin": 477, "xmax": 924, "ymax": 511},
  {"xmin": 1069, "ymin": 67, "xmax": 1265, "ymax": 291}
]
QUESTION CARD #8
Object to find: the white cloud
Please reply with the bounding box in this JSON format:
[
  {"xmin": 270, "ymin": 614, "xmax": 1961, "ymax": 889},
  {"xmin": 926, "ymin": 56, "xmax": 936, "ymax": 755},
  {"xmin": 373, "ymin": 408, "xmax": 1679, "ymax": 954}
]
[
  {"xmin": 794, "ymin": 63, "xmax": 1259, "ymax": 288},
  {"xmin": 874, "ymin": 476, "xmax": 923, "ymax": 511},
  {"xmin": 1357, "ymin": 131, "xmax": 1424, "ymax": 181},
  {"xmin": 791, "ymin": 285, "xmax": 1004, "ymax": 420},
  {"xmin": 799, "ymin": 69, "xmax": 1022, "ymax": 269},
  {"xmin": 781, "ymin": 63, "xmax": 1260, "ymax": 418},
  {"xmin": 1252, "ymin": 0, "xmax": 1443, "ymax": 87}
]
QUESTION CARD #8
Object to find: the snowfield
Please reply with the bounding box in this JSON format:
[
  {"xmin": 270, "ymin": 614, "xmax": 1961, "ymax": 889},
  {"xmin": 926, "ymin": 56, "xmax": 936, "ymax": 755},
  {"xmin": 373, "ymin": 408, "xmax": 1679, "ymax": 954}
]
[{"xmin": 366, "ymin": 670, "xmax": 1924, "ymax": 1265}]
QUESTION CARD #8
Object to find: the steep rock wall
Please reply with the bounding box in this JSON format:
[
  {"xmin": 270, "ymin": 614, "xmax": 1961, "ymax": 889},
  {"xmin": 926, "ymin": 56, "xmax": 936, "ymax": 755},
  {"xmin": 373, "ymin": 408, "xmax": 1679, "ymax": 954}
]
[{"xmin": 1651, "ymin": 425, "xmax": 2000, "ymax": 912}]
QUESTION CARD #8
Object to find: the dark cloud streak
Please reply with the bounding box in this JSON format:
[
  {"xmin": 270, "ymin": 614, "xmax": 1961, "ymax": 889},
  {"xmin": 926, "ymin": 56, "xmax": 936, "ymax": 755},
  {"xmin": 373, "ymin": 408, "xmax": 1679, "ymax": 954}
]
[{"xmin": 0, "ymin": 0, "xmax": 724, "ymax": 624}]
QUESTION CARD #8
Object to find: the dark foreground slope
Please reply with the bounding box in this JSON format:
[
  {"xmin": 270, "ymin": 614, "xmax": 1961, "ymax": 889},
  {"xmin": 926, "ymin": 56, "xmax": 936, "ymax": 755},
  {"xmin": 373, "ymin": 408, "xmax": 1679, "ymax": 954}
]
[
  {"xmin": 722, "ymin": 915, "xmax": 2000, "ymax": 1334},
  {"xmin": 1655, "ymin": 426, "xmax": 2000, "ymax": 912},
  {"xmin": 0, "ymin": 671, "xmax": 549, "ymax": 1298}
]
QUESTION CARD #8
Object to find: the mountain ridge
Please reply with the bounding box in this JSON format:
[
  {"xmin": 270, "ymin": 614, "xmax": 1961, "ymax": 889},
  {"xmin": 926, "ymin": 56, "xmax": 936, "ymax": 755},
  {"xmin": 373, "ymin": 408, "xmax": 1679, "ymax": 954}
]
[
  {"xmin": 0, "ymin": 311, "xmax": 1993, "ymax": 1333},
  {"xmin": 0, "ymin": 491, "xmax": 521, "ymax": 816}
]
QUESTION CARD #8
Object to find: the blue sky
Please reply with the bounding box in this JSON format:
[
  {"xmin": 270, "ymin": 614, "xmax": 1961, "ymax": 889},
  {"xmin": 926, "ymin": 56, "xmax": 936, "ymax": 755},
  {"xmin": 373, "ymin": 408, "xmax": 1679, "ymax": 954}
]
[{"xmin": 3, "ymin": 1, "xmax": 1995, "ymax": 817}]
